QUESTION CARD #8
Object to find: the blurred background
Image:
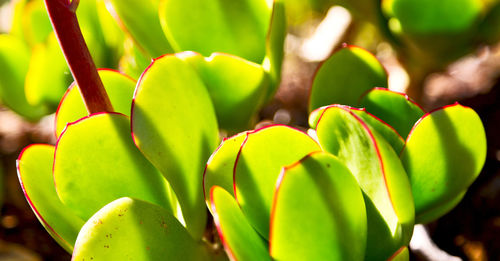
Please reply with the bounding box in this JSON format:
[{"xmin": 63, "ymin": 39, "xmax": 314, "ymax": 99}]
[{"xmin": 0, "ymin": 0, "xmax": 499, "ymax": 260}]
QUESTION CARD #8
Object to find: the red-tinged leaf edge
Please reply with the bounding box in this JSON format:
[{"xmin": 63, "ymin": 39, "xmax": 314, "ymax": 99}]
[
  {"xmin": 387, "ymin": 246, "xmax": 408, "ymax": 260},
  {"xmin": 54, "ymin": 68, "xmax": 136, "ymax": 138},
  {"xmin": 307, "ymin": 44, "xmax": 389, "ymax": 110},
  {"xmin": 232, "ymin": 124, "xmax": 318, "ymax": 204},
  {"xmin": 202, "ymin": 131, "xmax": 249, "ymax": 202},
  {"xmin": 268, "ymin": 150, "xmax": 322, "ymax": 255},
  {"xmin": 209, "ymin": 186, "xmax": 236, "ymax": 261},
  {"xmin": 17, "ymin": 144, "xmax": 73, "ymax": 251}
]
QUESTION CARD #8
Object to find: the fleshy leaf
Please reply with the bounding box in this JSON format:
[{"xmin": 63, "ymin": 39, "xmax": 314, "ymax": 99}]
[
  {"xmin": 159, "ymin": 0, "xmax": 272, "ymax": 64},
  {"xmin": 203, "ymin": 132, "xmax": 247, "ymax": 204},
  {"xmin": 270, "ymin": 152, "xmax": 366, "ymax": 260},
  {"xmin": 316, "ymin": 106, "xmax": 414, "ymax": 260},
  {"xmin": 106, "ymin": 0, "xmax": 173, "ymax": 57},
  {"xmin": 210, "ymin": 186, "xmax": 270, "ymax": 261},
  {"xmin": 310, "ymin": 105, "xmax": 405, "ymax": 153},
  {"xmin": 21, "ymin": 0, "xmax": 53, "ymax": 45},
  {"xmin": 54, "ymin": 113, "xmax": 173, "ymax": 221},
  {"xmin": 359, "ymin": 88, "xmax": 425, "ymax": 138},
  {"xmin": 17, "ymin": 144, "xmax": 84, "ymax": 253},
  {"xmin": 234, "ymin": 125, "xmax": 321, "ymax": 239},
  {"xmin": 0, "ymin": 34, "xmax": 47, "ymax": 121},
  {"xmin": 265, "ymin": 0, "xmax": 286, "ymax": 94},
  {"xmin": 383, "ymin": 0, "xmax": 483, "ymax": 34},
  {"xmin": 400, "ymin": 103, "xmax": 486, "ymax": 223},
  {"xmin": 309, "ymin": 45, "xmax": 387, "ymax": 112},
  {"xmin": 25, "ymin": 34, "xmax": 70, "ymax": 109},
  {"xmin": 181, "ymin": 52, "xmax": 269, "ymax": 132},
  {"xmin": 388, "ymin": 246, "xmax": 409, "ymax": 261},
  {"xmin": 55, "ymin": 69, "xmax": 136, "ymax": 138},
  {"xmin": 131, "ymin": 54, "xmax": 219, "ymax": 239},
  {"xmin": 73, "ymin": 197, "xmax": 208, "ymax": 260}
]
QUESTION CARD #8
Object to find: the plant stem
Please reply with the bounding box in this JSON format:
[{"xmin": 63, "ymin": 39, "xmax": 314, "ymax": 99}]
[{"xmin": 45, "ymin": 0, "xmax": 113, "ymax": 114}]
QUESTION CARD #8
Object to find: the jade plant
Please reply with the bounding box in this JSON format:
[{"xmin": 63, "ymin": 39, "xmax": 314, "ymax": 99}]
[{"xmin": 15, "ymin": 0, "xmax": 487, "ymax": 260}]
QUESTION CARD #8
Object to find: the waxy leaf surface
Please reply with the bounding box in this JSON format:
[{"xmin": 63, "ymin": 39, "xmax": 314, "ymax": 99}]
[
  {"xmin": 316, "ymin": 106, "xmax": 414, "ymax": 260},
  {"xmin": 17, "ymin": 144, "xmax": 84, "ymax": 252},
  {"xmin": 107, "ymin": 0, "xmax": 173, "ymax": 57},
  {"xmin": 310, "ymin": 105, "xmax": 405, "ymax": 153},
  {"xmin": 181, "ymin": 52, "xmax": 269, "ymax": 132},
  {"xmin": 0, "ymin": 34, "xmax": 47, "ymax": 121},
  {"xmin": 132, "ymin": 54, "xmax": 219, "ymax": 239},
  {"xmin": 160, "ymin": 0, "xmax": 271, "ymax": 64},
  {"xmin": 73, "ymin": 197, "xmax": 207, "ymax": 260},
  {"xmin": 203, "ymin": 132, "xmax": 247, "ymax": 204},
  {"xmin": 54, "ymin": 113, "xmax": 173, "ymax": 221},
  {"xmin": 234, "ymin": 125, "xmax": 321, "ymax": 239},
  {"xmin": 265, "ymin": 0, "xmax": 286, "ymax": 93},
  {"xmin": 309, "ymin": 45, "xmax": 387, "ymax": 111},
  {"xmin": 55, "ymin": 69, "xmax": 136, "ymax": 137},
  {"xmin": 359, "ymin": 88, "xmax": 424, "ymax": 138},
  {"xmin": 270, "ymin": 152, "xmax": 366, "ymax": 261},
  {"xmin": 210, "ymin": 186, "xmax": 270, "ymax": 261},
  {"xmin": 400, "ymin": 104, "xmax": 486, "ymax": 222}
]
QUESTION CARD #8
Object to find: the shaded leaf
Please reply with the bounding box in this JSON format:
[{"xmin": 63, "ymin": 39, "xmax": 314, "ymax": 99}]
[
  {"xmin": 270, "ymin": 152, "xmax": 366, "ymax": 260},
  {"xmin": 210, "ymin": 186, "xmax": 270, "ymax": 261},
  {"xmin": 234, "ymin": 125, "xmax": 321, "ymax": 239}
]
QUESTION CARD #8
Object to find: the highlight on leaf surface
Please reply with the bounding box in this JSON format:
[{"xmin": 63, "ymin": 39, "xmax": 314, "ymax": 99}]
[
  {"xmin": 234, "ymin": 125, "xmax": 321, "ymax": 239},
  {"xmin": 73, "ymin": 197, "xmax": 208, "ymax": 261},
  {"xmin": 309, "ymin": 45, "xmax": 388, "ymax": 112},
  {"xmin": 17, "ymin": 144, "xmax": 84, "ymax": 253},
  {"xmin": 315, "ymin": 106, "xmax": 414, "ymax": 260},
  {"xmin": 270, "ymin": 151, "xmax": 367, "ymax": 261},
  {"xmin": 400, "ymin": 103, "xmax": 486, "ymax": 223}
]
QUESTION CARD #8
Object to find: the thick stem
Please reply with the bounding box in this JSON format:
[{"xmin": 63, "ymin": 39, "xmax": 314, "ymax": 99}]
[{"xmin": 45, "ymin": 0, "xmax": 113, "ymax": 114}]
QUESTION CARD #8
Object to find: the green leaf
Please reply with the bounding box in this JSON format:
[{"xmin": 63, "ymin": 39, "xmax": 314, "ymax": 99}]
[
  {"xmin": 309, "ymin": 105, "xmax": 405, "ymax": 153},
  {"xmin": 234, "ymin": 125, "xmax": 321, "ymax": 239},
  {"xmin": 21, "ymin": 0, "xmax": 53, "ymax": 45},
  {"xmin": 55, "ymin": 69, "xmax": 136, "ymax": 138},
  {"xmin": 180, "ymin": 52, "xmax": 269, "ymax": 132},
  {"xmin": 73, "ymin": 197, "xmax": 208, "ymax": 260},
  {"xmin": 0, "ymin": 34, "xmax": 47, "ymax": 121},
  {"xmin": 388, "ymin": 246, "xmax": 409, "ymax": 261},
  {"xmin": 316, "ymin": 106, "xmax": 414, "ymax": 260},
  {"xmin": 383, "ymin": 0, "xmax": 483, "ymax": 34},
  {"xmin": 270, "ymin": 152, "xmax": 366, "ymax": 260},
  {"xmin": 359, "ymin": 88, "xmax": 425, "ymax": 138},
  {"xmin": 203, "ymin": 132, "xmax": 247, "ymax": 205},
  {"xmin": 54, "ymin": 113, "xmax": 173, "ymax": 221},
  {"xmin": 119, "ymin": 37, "xmax": 152, "ymax": 79},
  {"xmin": 159, "ymin": 0, "xmax": 272, "ymax": 64},
  {"xmin": 400, "ymin": 103, "xmax": 486, "ymax": 223},
  {"xmin": 25, "ymin": 34, "xmax": 70, "ymax": 109},
  {"xmin": 309, "ymin": 45, "xmax": 387, "ymax": 112},
  {"xmin": 210, "ymin": 186, "xmax": 270, "ymax": 261},
  {"xmin": 131, "ymin": 54, "xmax": 219, "ymax": 239},
  {"xmin": 415, "ymin": 191, "xmax": 466, "ymax": 224},
  {"xmin": 17, "ymin": 144, "xmax": 84, "ymax": 252},
  {"xmin": 107, "ymin": 0, "xmax": 173, "ymax": 57},
  {"xmin": 265, "ymin": 0, "xmax": 286, "ymax": 95}
]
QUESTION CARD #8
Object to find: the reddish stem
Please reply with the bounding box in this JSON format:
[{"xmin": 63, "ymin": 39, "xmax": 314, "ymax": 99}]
[{"xmin": 44, "ymin": 0, "xmax": 113, "ymax": 114}]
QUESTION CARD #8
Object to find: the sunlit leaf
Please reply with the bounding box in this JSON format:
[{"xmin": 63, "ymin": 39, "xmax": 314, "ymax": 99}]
[
  {"xmin": 132, "ymin": 54, "xmax": 219, "ymax": 239},
  {"xmin": 400, "ymin": 103, "xmax": 486, "ymax": 223},
  {"xmin": 54, "ymin": 113, "xmax": 173, "ymax": 221},
  {"xmin": 17, "ymin": 144, "xmax": 84, "ymax": 252}
]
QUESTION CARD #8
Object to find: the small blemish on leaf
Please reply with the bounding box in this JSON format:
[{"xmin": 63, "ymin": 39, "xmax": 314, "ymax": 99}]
[
  {"xmin": 146, "ymin": 246, "xmax": 150, "ymax": 251},
  {"xmin": 104, "ymin": 245, "xmax": 110, "ymax": 248},
  {"xmin": 326, "ymin": 163, "xmax": 331, "ymax": 168}
]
